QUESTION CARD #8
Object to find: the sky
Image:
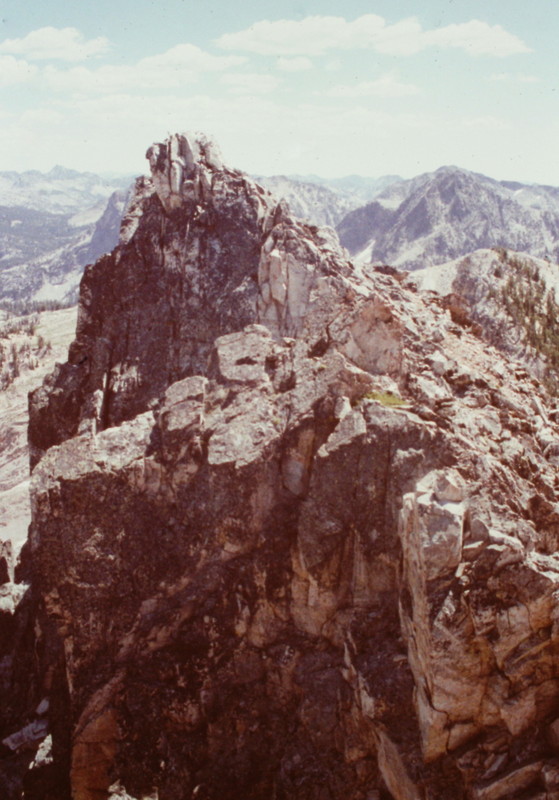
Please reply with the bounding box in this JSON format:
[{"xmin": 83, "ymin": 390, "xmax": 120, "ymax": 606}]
[{"xmin": 0, "ymin": 0, "xmax": 558, "ymax": 184}]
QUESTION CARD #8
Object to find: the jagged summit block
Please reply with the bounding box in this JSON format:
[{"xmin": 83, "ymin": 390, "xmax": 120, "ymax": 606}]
[
  {"xmin": 28, "ymin": 132, "xmax": 280, "ymax": 461},
  {"xmin": 28, "ymin": 132, "xmax": 400, "ymax": 466},
  {"xmin": 146, "ymin": 132, "xmax": 224, "ymax": 212}
]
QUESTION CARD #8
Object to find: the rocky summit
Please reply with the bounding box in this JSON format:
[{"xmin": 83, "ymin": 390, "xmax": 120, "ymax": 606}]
[{"xmin": 3, "ymin": 133, "xmax": 559, "ymax": 800}]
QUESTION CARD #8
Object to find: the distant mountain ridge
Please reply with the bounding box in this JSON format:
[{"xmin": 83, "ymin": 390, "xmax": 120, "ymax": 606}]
[
  {"xmin": 287, "ymin": 173, "xmax": 403, "ymax": 205},
  {"xmin": 337, "ymin": 166, "xmax": 559, "ymax": 269},
  {"xmin": 0, "ymin": 187, "xmax": 132, "ymax": 306},
  {"xmin": 0, "ymin": 166, "xmax": 132, "ymax": 215},
  {"xmin": 0, "ymin": 167, "xmax": 401, "ymax": 305},
  {"xmin": 255, "ymin": 175, "xmax": 354, "ymax": 228},
  {"xmin": 4, "ymin": 161, "xmax": 559, "ymax": 306},
  {"xmin": 255, "ymin": 173, "xmax": 403, "ymax": 228},
  {"xmin": 0, "ymin": 167, "xmax": 133, "ymax": 305}
]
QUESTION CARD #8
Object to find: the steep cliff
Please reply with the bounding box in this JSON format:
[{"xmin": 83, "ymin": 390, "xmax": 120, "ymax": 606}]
[
  {"xmin": 4, "ymin": 134, "xmax": 559, "ymax": 800},
  {"xmin": 0, "ymin": 307, "xmax": 77, "ymax": 554}
]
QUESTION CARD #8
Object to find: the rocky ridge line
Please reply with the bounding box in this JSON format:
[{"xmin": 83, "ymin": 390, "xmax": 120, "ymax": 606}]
[{"xmin": 2, "ymin": 134, "xmax": 559, "ymax": 799}]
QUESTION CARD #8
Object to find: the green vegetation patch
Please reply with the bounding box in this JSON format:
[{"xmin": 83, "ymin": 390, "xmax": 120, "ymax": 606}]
[
  {"xmin": 496, "ymin": 251, "xmax": 559, "ymax": 393},
  {"xmin": 362, "ymin": 390, "xmax": 406, "ymax": 407}
]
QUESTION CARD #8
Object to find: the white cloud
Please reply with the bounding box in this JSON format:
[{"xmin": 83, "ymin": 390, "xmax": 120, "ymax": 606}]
[
  {"xmin": 276, "ymin": 56, "xmax": 313, "ymax": 72},
  {"xmin": 324, "ymin": 59, "xmax": 342, "ymax": 72},
  {"xmin": 459, "ymin": 115, "xmax": 510, "ymax": 131},
  {"xmin": 220, "ymin": 73, "xmax": 281, "ymax": 95},
  {"xmin": 0, "ymin": 55, "xmax": 37, "ymax": 86},
  {"xmin": 518, "ymin": 75, "xmax": 539, "ymax": 84},
  {"xmin": 215, "ymin": 15, "xmax": 530, "ymax": 58},
  {"xmin": 365, "ymin": 17, "xmax": 425, "ymax": 57},
  {"xmin": 423, "ymin": 21, "xmax": 531, "ymax": 57},
  {"xmin": 0, "ymin": 20, "xmax": 547, "ymax": 183},
  {"xmin": 44, "ymin": 45, "xmax": 246, "ymax": 94},
  {"xmin": 326, "ymin": 74, "xmax": 420, "ymax": 98},
  {"xmin": 44, "ymin": 64, "xmax": 182, "ymax": 93},
  {"xmin": 138, "ymin": 44, "xmax": 246, "ymax": 73},
  {"xmin": 489, "ymin": 72, "xmax": 539, "ymax": 83},
  {"xmin": 21, "ymin": 107, "xmax": 65, "ymax": 125},
  {"xmin": 216, "ymin": 15, "xmax": 379, "ymax": 56},
  {"xmin": 0, "ymin": 27, "xmax": 109, "ymax": 62}
]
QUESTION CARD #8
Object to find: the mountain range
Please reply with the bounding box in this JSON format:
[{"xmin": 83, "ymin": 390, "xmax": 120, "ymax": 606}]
[
  {"xmin": 337, "ymin": 165, "xmax": 559, "ymax": 269},
  {"xmin": 255, "ymin": 174, "xmax": 355, "ymax": 228},
  {"xmin": 0, "ymin": 166, "xmax": 131, "ymax": 215},
  {"xmin": 288, "ymin": 172, "xmax": 403, "ymax": 206},
  {"xmin": 3, "ymin": 163, "xmax": 559, "ymax": 306},
  {"xmin": 0, "ymin": 168, "xmax": 132, "ymax": 306}
]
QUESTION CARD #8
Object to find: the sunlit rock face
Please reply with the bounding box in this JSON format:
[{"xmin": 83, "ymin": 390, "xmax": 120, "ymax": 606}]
[{"xmin": 3, "ymin": 132, "xmax": 559, "ymax": 799}]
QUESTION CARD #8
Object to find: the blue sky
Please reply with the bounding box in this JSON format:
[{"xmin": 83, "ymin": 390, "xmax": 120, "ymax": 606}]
[{"xmin": 1, "ymin": 0, "xmax": 557, "ymax": 183}]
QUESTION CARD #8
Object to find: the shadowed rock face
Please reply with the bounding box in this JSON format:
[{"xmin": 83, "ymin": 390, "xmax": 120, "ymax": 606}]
[
  {"xmin": 28, "ymin": 138, "xmax": 273, "ymax": 464},
  {"xmin": 5, "ymin": 133, "xmax": 559, "ymax": 799}
]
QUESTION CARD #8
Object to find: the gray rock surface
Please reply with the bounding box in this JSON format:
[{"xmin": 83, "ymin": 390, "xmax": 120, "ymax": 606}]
[{"xmin": 409, "ymin": 248, "xmax": 559, "ymax": 390}]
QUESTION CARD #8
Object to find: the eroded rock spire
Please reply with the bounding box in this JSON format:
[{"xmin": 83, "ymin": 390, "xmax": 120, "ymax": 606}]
[{"xmin": 146, "ymin": 132, "xmax": 224, "ymax": 212}]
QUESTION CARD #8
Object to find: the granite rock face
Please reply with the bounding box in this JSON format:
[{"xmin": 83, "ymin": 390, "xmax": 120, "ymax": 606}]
[{"xmin": 5, "ymin": 133, "xmax": 559, "ymax": 799}]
